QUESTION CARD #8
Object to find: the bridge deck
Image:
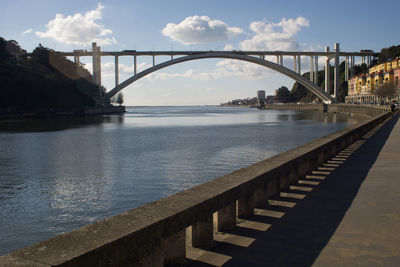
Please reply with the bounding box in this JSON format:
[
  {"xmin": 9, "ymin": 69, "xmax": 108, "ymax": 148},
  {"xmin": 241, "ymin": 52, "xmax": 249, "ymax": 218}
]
[
  {"xmin": 187, "ymin": 112, "xmax": 400, "ymax": 266},
  {"xmin": 58, "ymin": 50, "xmax": 379, "ymax": 57}
]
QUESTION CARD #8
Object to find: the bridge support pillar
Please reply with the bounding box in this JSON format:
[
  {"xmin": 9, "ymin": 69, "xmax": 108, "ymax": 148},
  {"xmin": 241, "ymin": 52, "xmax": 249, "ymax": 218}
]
[
  {"xmin": 192, "ymin": 215, "xmax": 214, "ymax": 247},
  {"xmin": 276, "ymin": 55, "xmax": 279, "ymax": 64},
  {"xmin": 74, "ymin": 55, "xmax": 80, "ymax": 67},
  {"xmin": 293, "ymin": 55, "xmax": 297, "ymax": 73},
  {"xmin": 218, "ymin": 202, "xmax": 236, "ymax": 232},
  {"xmin": 280, "ymin": 54, "xmax": 283, "ymax": 66},
  {"xmin": 314, "ymin": 56, "xmax": 319, "ymax": 86},
  {"xmin": 310, "ymin": 56, "xmax": 314, "ymax": 83},
  {"xmin": 134, "ymin": 55, "xmax": 137, "ymax": 75},
  {"xmin": 314, "ymin": 56, "xmax": 319, "ymax": 85},
  {"xmin": 345, "ymin": 56, "xmax": 349, "ymax": 81},
  {"xmin": 92, "ymin": 42, "xmax": 101, "ymax": 90},
  {"xmin": 297, "ymin": 55, "xmax": 301, "ymax": 74},
  {"xmin": 115, "ymin": 55, "xmax": 119, "ymax": 87},
  {"xmin": 334, "ymin": 43, "xmax": 340, "ymax": 101},
  {"xmin": 325, "ymin": 46, "xmax": 330, "ymax": 94}
]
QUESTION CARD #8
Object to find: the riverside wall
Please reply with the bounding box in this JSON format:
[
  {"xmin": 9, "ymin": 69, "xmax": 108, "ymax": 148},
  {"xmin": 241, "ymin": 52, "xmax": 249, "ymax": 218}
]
[
  {"xmin": 264, "ymin": 103, "xmax": 390, "ymax": 115},
  {"xmin": 0, "ymin": 105, "xmax": 393, "ymax": 266}
]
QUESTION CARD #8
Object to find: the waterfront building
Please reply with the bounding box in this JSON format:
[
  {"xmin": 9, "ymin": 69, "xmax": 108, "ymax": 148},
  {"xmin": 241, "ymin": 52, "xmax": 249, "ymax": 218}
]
[
  {"xmin": 348, "ymin": 76, "xmax": 358, "ymax": 97},
  {"xmin": 346, "ymin": 57, "xmax": 400, "ymax": 104},
  {"xmin": 384, "ymin": 70, "xmax": 394, "ymax": 84}
]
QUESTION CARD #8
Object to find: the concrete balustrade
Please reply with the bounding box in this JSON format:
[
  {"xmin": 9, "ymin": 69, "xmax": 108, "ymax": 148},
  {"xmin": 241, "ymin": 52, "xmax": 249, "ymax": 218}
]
[{"xmin": 0, "ymin": 106, "xmax": 393, "ymax": 267}]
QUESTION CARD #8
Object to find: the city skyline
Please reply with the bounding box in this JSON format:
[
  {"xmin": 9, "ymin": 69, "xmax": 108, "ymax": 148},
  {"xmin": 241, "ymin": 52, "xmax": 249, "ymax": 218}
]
[{"xmin": 2, "ymin": 0, "xmax": 399, "ymax": 106}]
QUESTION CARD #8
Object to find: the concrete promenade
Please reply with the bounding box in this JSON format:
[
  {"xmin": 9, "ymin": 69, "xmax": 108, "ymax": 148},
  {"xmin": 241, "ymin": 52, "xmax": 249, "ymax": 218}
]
[{"xmin": 188, "ymin": 112, "xmax": 400, "ymax": 266}]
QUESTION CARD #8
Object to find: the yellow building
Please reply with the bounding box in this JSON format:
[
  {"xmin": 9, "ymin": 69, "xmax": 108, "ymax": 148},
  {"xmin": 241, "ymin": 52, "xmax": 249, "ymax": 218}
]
[
  {"xmin": 384, "ymin": 70, "xmax": 394, "ymax": 84},
  {"xmin": 373, "ymin": 72, "xmax": 383, "ymax": 87},
  {"xmin": 366, "ymin": 75, "xmax": 374, "ymax": 93},
  {"xmin": 376, "ymin": 63, "xmax": 386, "ymax": 73},
  {"xmin": 346, "ymin": 57, "xmax": 400, "ymax": 104},
  {"xmin": 355, "ymin": 75, "xmax": 366, "ymax": 93},
  {"xmin": 392, "ymin": 59, "xmax": 399, "ymax": 70}
]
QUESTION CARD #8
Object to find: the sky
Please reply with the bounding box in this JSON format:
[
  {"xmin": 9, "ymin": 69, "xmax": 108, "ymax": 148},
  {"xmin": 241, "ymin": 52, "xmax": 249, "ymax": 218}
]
[{"xmin": 1, "ymin": 0, "xmax": 400, "ymax": 106}]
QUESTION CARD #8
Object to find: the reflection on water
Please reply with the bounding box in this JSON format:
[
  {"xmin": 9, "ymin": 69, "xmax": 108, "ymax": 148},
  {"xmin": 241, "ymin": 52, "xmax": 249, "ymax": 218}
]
[
  {"xmin": 0, "ymin": 115, "xmax": 128, "ymax": 133},
  {"xmin": 0, "ymin": 106, "xmax": 364, "ymax": 255}
]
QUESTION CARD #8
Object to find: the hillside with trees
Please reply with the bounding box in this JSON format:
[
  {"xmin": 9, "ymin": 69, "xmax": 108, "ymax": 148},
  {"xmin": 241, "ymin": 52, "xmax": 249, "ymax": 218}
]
[
  {"xmin": 276, "ymin": 60, "xmax": 371, "ymax": 103},
  {"xmin": 0, "ymin": 37, "xmax": 108, "ymax": 115}
]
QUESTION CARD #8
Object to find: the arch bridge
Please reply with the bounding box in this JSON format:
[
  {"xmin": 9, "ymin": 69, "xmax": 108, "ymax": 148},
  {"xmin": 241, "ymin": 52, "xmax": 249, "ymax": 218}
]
[{"xmin": 63, "ymin": 43, "xmax": 379, "ymax": 103}]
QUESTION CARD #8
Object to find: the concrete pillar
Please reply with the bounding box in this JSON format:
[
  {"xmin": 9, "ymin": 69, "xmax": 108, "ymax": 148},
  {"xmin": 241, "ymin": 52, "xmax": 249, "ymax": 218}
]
[
  {"xmin": 297, "ymin": 55, "xmax": 301, "ymax": 74},
  {"xmin": 293, "ymin": 55, "xmax": 297, "ymax": 72},
  {"xmin": 314, "ymin": 56, "xmax": 319, "ymax": 85},
  {"xmin": 171, "ymin": 54, "xmax": 173, "ymax": 60},
  {"xmin": 310, "ymin": 56, "xmax": 314, "ymax": 83},
  {"xmin": 92, "ymin": 42, "xmax": 101, "ymax": 88},
  {"xmin": 334, "ymin": 43, "xmax": 340, "ymax": 100},
  {"xmin": 280, "ymin": 54, "xmax": 283, "ymax": 66},
  {"xmin": 253, "ymin": 186, "xmax": 269, "ymax": 208},
  {"xmin": 238, "ymin": 193, "xmax": 255, "ymax": 218},
  {"xmin": 345, "ymin": 56, "xmax": 349, "ymax": 81},
  {"xmin": 162, "ymin": 230, "xmax": 186, "ymax": 265},
  {"xmin": 134, "ymin": 55, "xmax": 137, "ymax": 75},
  {"xmin": 192, "ymin": 215, "xmax": 213, "ymax": 247},
  {"xmin": 276, "ymin": 55, "xmax": 279, "ymax": 64},
  {"xmin": 217, "ymin": 202, "xmax": 236, "ymax": 232},
  {"xmin": 115, "ymin": 56, "xmax": 119, "ymax": 87},
  {"xmin": 153, "ymin": 54, "xmax": 155, "ymax": 66},
  {"xmin": 325, "ymin": 46, "xmax": 330, "ymax": 93}
]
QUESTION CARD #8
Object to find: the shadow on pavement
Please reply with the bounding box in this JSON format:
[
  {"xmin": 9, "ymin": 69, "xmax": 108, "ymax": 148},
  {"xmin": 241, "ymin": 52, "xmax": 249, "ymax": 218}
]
[{"xmin": 187, "ymin": 113, "xmax": 399, "ymax": 267}]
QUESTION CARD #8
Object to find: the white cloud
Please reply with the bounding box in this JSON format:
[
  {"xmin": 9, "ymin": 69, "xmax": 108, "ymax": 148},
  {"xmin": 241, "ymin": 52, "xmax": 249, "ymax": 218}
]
[
  {"xmin": 162, "ymin": 15, "xmax": 243, "ymax": 45},
  {"xmin": 36, "ymin": 3, "xmax": 116, "ymax": 46},
  {"xmin": 22, "ymin": 28, "xmax": 32, "ymax": 35},
  {"xmin": 216, "ymin": 59, "xmax": 272, "ymax": 79},
  {"xmin": 239, "ymin": 17, "xmax": 309, "ymax": 51},
  {"xmin": 223, "ymin": 44, "xmax": 234, "ymax": 51}
]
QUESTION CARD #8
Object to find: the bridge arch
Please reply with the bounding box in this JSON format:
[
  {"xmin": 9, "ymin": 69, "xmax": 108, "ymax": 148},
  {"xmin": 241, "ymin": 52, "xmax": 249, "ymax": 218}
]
[{"xmin": 105, "ymin": 52, "xmax": 333, "ymax": 103}]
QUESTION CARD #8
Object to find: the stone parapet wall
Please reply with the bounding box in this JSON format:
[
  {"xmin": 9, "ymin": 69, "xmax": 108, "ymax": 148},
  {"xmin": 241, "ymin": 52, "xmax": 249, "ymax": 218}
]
[{"xmin": 265, "ymin": 103, "xmax": 390, "ymax": 115}]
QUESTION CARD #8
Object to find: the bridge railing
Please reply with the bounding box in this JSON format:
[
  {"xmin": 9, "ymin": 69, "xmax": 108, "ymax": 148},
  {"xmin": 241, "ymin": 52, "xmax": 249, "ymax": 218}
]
[{"xmin": 0, "ymin": 105, "xmax": 392, "ymax": 266}]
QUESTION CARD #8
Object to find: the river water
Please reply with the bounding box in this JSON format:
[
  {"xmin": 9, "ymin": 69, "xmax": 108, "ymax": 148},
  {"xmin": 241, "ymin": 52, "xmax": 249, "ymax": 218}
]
[{"xmin": 0, "ymin": 106, "xmax": 361, "ymax": 255}]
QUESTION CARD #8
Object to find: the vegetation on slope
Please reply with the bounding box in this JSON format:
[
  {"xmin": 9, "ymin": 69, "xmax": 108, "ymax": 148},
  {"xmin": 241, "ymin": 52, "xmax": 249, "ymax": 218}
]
[{"xmin": 0, "ymin": 37, "xmax": 107, "ymax": 114}]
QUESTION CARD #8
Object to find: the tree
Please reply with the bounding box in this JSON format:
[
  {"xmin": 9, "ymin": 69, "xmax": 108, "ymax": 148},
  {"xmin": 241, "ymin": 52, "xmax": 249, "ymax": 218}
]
[
  {"xmin": 116, "ymin": 93, "xmax": 124, "ymax": 106},
  {"xmin": 373, "ymin": 83, "xmax": 396, "ymax": 102},
  {"xmin": 0, "ymin": 37, "xmax": 9, "ymax": 63},
  {"xmin": 275, "ymin": 86, "xmax": 291, "ymax": 103},
  {"xmin": 379, "ymin": 45, "xmax": 400, "ymax": 63}
]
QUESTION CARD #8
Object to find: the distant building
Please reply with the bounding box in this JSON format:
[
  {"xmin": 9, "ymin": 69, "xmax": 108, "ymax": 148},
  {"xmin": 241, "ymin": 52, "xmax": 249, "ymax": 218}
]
[{"xmin": 257, "ymin": 90, "xmax": 266, "ymax": 109}]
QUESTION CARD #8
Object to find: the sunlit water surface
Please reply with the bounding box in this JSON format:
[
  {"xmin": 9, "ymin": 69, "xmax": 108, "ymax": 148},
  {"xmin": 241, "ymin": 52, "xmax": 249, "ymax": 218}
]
[{"xmin": 0, "ymin": 106, "xmax": 362, "ymax": 254}]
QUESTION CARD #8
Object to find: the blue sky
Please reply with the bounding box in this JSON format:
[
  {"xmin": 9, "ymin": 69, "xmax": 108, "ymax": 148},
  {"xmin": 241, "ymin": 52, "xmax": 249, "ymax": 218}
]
[{"xmin": 1, "ymin": 0, "xmax": 399, "ymax": 105}]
